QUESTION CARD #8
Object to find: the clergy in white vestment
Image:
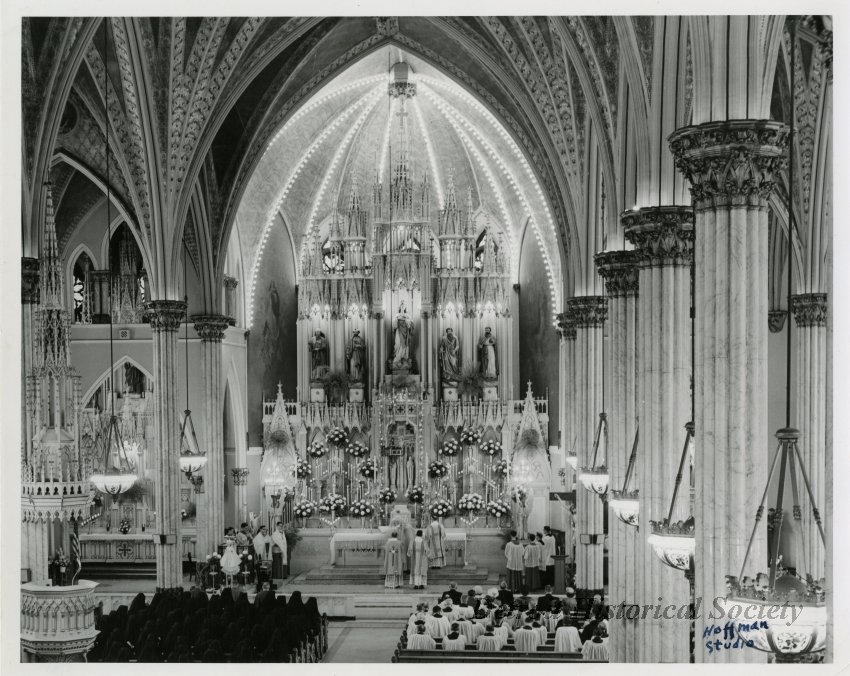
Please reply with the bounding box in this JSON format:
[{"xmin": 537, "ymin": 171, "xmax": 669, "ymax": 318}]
[
  {"xmin": 513, "ymin": 622, "xmax": 542, "ymax": 652},
  {"xmin": 531, "ymin": 615, "xmax": 548, "ymax": 643},
  {"xmin": 408, "ymin": 624, "xmax": 436, "ymax": 650},
  {"xmin": 554, "ymin": 625, "xmax": 582, "ymax": 652},
  {"xmin": 457, "ymin": 616, "xmax": 484, "ymax": 645},
  {"xmin": 271, "ymin": 521, "xmax": 288, "ymax": 581},
  {"xmin": 493, "ymin": 620, "xmax": 514, "ymax": 647},
  {"xmin": 383, "ymin": 532, "xmax": 404, "ymax": 589},
  {"xmin": 504, "ymin": 532, "xmax": 525, "ymax": 591},
  {"xmin": 523, "ymin": 534, "xmax": 542, "ymax": 590},
  {"xmin": 456, "ymin": 603, "xmax": 474, "ymax": 619},
  {"xmin": 476, "ymin": 626, "xmax": 502, "ymax": 651},
  {"xmin": 425, "ymin": 606, "xmax": 451, "ymax": 638},
  {"xmin": 425, "ymin": 519, "xmax": 447, "ymax": 568},
  {"xmin": 443, "ymin": 625, "xmax": 467, "ymax": 651},
  {"xmin": 252, "ymin": 526, "xmax": 270, "ymax": 563},
  {"xmin": 408, "ymin": 530, "xmax": 430, "ymax": 589}
]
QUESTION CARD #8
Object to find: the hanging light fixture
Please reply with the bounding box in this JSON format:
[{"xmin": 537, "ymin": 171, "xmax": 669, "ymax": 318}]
[
  {"xmin": 719, "ymin": 19, "xmax": 826, "ymax": 662},
  {"xmin": 577, "ymin": 412, "xmax": 609, "ymax": 495},
  {"xmin": 608, "ymin": 423, "xmax": 639, "ymax": 526},
  {"xmin": 178, "ymin": 248, "xmax": 207, "ymax": 478},
  {"xmin": 89, "ymin": 21, "xmax": 137, "ymax": 496}
]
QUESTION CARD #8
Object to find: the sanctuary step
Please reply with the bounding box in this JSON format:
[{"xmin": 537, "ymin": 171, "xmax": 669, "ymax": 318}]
[
  {"xmin": 79, "ymin": 561, "xmax": 157, "ymax": 580},
  {"xmin": 301, "ymin": 565, "xmax": 494, "ymax": 586}
]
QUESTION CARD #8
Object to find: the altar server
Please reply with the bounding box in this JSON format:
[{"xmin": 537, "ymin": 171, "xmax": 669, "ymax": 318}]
[
  {"xmin": 513, "ymin": 618, "xmax": 542, "ymax": 652},
  {"xmin": 443, "ymin": 624, "xmax": 467, "ymax": 651},
  {"xmin": 504, "ymin": 531, "xmax": 525, "ymax": 591},
  {"xmin": 425, "ymin": 605, "xmax": 451, "ymax": 638},
  {"xmin": 523, "ymin": 533, "xmax": 542, "ymax": 590},
  {"xmin": 407, "ymin": 623, "xmax": 436, "ymax": 650},
  {"xmin": 541, "ymin": 527, "xmax": 556, "ymax": 585}
]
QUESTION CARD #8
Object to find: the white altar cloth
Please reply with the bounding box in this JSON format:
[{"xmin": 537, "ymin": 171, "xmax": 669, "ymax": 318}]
[{"xmin": 329, "ymin": 528, "xmax": 467, "ymax": 565}]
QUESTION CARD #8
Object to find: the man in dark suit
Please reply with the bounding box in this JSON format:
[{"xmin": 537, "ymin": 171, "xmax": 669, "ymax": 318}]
[
  {"xmin": 497, "ymin": 581, "xmax": 514, "ymax": 607},
  {"xmin": 254, "ymin": 581, "xmax": 273, "ymax": 607},
  {"xmin": 536, "ymin": 585, "xmax": 557, "ymax": 612},
  {"xmin": 228, "ymin": 580, "xmax": 247, "ymax": 605},
  {"xmin": 440, "ymin": 582, "xmax": 462, "ymax": 605}
]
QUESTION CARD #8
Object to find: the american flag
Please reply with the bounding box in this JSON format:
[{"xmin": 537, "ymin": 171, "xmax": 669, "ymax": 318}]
[{"xmin": 69, "ymin": 519, "xmax": 82, "ymax": 584}]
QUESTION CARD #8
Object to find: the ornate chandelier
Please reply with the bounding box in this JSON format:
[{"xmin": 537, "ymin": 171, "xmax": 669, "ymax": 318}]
[{"xmin": 608, "ymin": 424, "xmax": 639, "ymax": 526}]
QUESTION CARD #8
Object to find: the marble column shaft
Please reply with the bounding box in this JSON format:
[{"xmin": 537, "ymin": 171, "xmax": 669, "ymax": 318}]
[
  {"xmin": 557, "ymin": 314, "xmax": 577, "ymax": 567},
  {"xmin": 791, "ymin": 293, "xmax": 828, "ymax": 580},
  {"xmin": 595, "ymin": 251, "xmax": 640, "ymax": 662},
  {"xmin": 670, "ymin": 119, "xmax": 788, "ymax": 663},
  {"xmin": 566, "ymin": 296, "xmax": 607, "ymax": 592},
  {"xmin": 192, "ymin": 315, "xmax": 230, "ymax": 559},
  {"xmin": 22, "ymin": 258, "xmax": 39, "ymax": 464},
  {"xmin": 147, "ymin": 300, "xmax": 187, "ymax": 592},
  {"xmin": 623, "ymin": 207, "xmax": 694, "ymax": 662}
]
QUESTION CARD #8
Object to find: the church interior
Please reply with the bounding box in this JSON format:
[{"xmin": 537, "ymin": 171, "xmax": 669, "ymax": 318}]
[{"xmin": 14, "ymin": 14, "xmax": 834, "ymax": 665}]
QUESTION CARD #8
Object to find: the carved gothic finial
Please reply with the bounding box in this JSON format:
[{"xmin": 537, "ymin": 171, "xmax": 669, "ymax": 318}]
[
  {"xmin": 566, "ymin": 296, "xmax": 608, "ymax": 328},
  {"xmin": 594, "ymin": 250, "xmax": 641, "ymax": 297},
  {"xmin": 191, "ymin": 314, "xmax": 229, "ymax": 342},
  {"xmin": 791, "ymin": 293, "xmax": 828, "ymax": 328},
  {"xmin": 668, "ymin": 120, "xmax": 789, "ymax": 210},
  {"xmin": 621, "ymin": 206, "xmax": 695, "ymax": 268}
]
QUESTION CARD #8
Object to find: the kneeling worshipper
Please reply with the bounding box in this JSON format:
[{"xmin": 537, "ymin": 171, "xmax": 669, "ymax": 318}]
[
  {"xmin": 477, "ymin": 625, "xmax": 502, "ymax": 651},
  {"xmin": 408, "ymin": 603, "xmax": 428, "ymax": 633},
  {"xmin": 457, "ymin": 615, "xmax": 483, "ymax": 645},
  {"xmin": 523, "ymin": 534, "xmax": 542, "ymax": 591},
  {"xmin": 408, "ymin": 623, "xmax": 436, "ymax": 650},
  {"xmin": 493, "ymin": 617, "xmax": 514, "ymax": 646},
  {"xmin": 383, "ymin": 531, "xmax": 404, "ymax": 589},
  {"xmin": 443, "ymin": 623, "xmax": 467, "ymax": 651},
  {"xmin": 408, "ymin": 529, "xmax": 430, "ymax": 589},
  {"xmin": 426, "ymin": 605, "xmax": 451, "ymax": 638},
  {"xmin": 530, "ymin": 613, "xmax": 548, "ymax": 643},
  {"xmin": 555, "ymin": 624, "xmax": 582, "ymax": 653},
  {"xmin": 456, "ymin": 599, "xmax": 475, "ymax": 619},
  {"xmin": 513, "ymin": 618, "xmax": 542, "ymax": 652},
  {"xmin": 582, "ymin": 625, "xmax": 609, "ymax": 661}
]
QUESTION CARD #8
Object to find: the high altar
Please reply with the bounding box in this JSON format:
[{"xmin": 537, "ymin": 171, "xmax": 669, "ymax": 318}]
[{"xmin": 258, "ymin": 63, "xmax": 553, "ymax": 549}]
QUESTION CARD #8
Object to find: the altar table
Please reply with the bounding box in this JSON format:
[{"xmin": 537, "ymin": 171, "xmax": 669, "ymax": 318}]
[{"xmin": 329, "ymin": 528, "xmax": 467, "ymax": 566}]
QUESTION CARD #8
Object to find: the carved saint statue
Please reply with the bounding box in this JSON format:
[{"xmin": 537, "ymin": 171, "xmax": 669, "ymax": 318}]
[
  {"xmin": 345, "ymin": 329, "xmax": 366, "ymax": 384},
  {"xmin": 405, "ymin": 453, "xmax": 416, "ymax": 493},
  {"xmin": 439, "ymin": 327, "xmax": 461, "ymax": 383},
  {"xmin": 391, "ymin": 301, "xmax": 414, "ymax": 369},
  {"xmin": 308, "ymin": 330, "xmax": 329, "ymax": 381},
  {"xmin": 478, "ymin": 327, "xmax": 499, "ymax": 381}
]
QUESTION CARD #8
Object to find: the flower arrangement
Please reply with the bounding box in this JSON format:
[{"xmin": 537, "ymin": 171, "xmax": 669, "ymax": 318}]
[
  {"xmin": 295, "ymin": 458, "xmax": 312, "ymax": 479},
  {"xmin": 493, "ymin": 458, "xmax": 510, "ymax": 478},
  {"xmin": 327, "ymin": 427, "xmax": 348, "ymax": 446},
  {"xmin": 428, "ymin": 459, "xmax": 449, "ymax": 478},
  {"xmin": 460, "ymin": 428, "xmax": 482, "ymax": 445},
  {"xmin": 486, "ymin": 498, "xmax": 511, "ymax": 518},
  {"xmin": 294, "ymin": 499, "xmax": 316, "ymax": 518},
  {"xmin": 118, "ymin": 519, "xmax": 131, "ymax": 534},
  {"xmin": 457, "ymin": 492, "xmax": 485, "ymax": 513},
  {"xmin": 349, "ymin": 499, "xmax": 375, "ymax": 518},
  {"xmin": 480, "ymin": 439, "xmax": 502, "ymax": 456},
  {"xmin": 307, "ymin": 441, "xmax": 328, "ymax": 458},
  {"xmin": 511, "ymin": 486, "xmax": 528, "ymax": 502},
  {"xmin": 358, "ymin": 457, "xmax": 378, "ymax": 479},
  {"xmin": 438, "ymin": 439, "xmax": 460, "ymax": 456},
  {"xmin": 319, "ymin": 493, "xmax": 347, "ymax": 514},
  {"xmin": 346, "ymin": 440, "xmax": 369, "ymax": 458},
  {"xmin": 429, "ymin": 498, "xmax": 453, "ymax": 519},
  {"xmin": 378, "ymin": 487, "xmax": 397, "ymax": 505},
  {"xmin": 205, "ymin": 552, "xmax": 221, "ymax": 570},
  {"xmin": 406, "ymin": 485, "xmax": 425, "ymax": 504}
]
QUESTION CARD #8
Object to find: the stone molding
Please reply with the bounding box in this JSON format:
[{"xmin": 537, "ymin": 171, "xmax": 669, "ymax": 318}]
[
  {"xmin": 594, "ymin": 250, "xmax": 641, "ymax": 296},
  {"xmin": 668, "ymin": 120, "xmax": 789, "ymax": 209},
  {"xmin": 768, "ymin": 309, "xmax": 788, "ymax": 333},
  {"xmin": 145, "ymin": 300, "xmax": 187, "ymax": 332},
  {"xmin": 556, "ymin": 311, "xmax": 576, "ymax": 340},
  {"xmin": 565, "ymin": 296, "xmax": 608, "ymax": 329},
  {"xmin": 621, "ymin": 206, "xmax": 695, "ymax": 267},
  {"xmin": 791, "ymin": 293, "xmax": 828, "ymax": 328},
  {"xmin": 191, "ymin": 314, "xmax": 230, "ymax": 342},
  {"xmin": 22, "ymin": 257, "xmax": 40, "ymax": 304}
]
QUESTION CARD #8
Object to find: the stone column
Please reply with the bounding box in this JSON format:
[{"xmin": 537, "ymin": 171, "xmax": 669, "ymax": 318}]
[
  {"xmin": 146, "ymin": 299, "xmax": 187, "ymax": 592},
  {"xmin": 192, "ymin": 315, "xmax": 230, "ymax": 559},
  {"xmin": 556, "ymin": 313, "xmax": 577, "ymax": 567},
  {"xmin": 22, "ymin": 258, "xmax": 39, "ymax": 463},
  {"xmin": 790, "ymin": 293, "xmax": 827, "ymax": 580},
  {"xmin": 595, "ymin": 250, "xmax": 640, "ymax": 662},
  {"xmin": 669, "ymin": 120, "xmax": 788, "ymax": 663},
  {"xmin": 623, "ymin": 206, "xmax": 694, "ymax": 662},
  {"xmin": 232, "ymin": 468, "xmax": 250, "ymax": 524},
  {"xmin": 566, "ymin": 295, "xmax": 607, "ymax": 593},
  {"xmin": 223, "ymin": 275, "xmax": 238, "ymax": 324}
]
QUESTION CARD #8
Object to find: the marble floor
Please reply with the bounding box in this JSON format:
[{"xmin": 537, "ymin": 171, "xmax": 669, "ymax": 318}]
[{"xmin": 324, "ymin": 620, "xmax": 402, "ymax": 663}]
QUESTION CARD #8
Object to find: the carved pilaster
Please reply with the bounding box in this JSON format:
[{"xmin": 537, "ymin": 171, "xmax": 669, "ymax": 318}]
[
  {"xmin": 191, "ymin": 314, "xmax": 229, "ymax": 342},
  {"xmin": 145, "ymin": 300, "xmax": 186, "ymax": 331},
  {"xmin": 565, "ymin": 296, "xmax": 607, "ymax": 328},
  {"xmin": 791, "ymin": 293, "xmax": 828, "ymax": 328},
  {"xmin": 594, "ymin": 250, "xmax": 641, "ymax": 296},
  {"xmin": 621, "ymin": 206, "xmax": 695, "ymax": 267},
  {"xmin": 668, "ymin": 120, "xmax": 789, "ymax": 210},
  {"xmin": 22, "ymin": 257, "xmax": 40, "ymax": 304},
  {"xmin": 768, "ymin": 310, "xmax": 788, "ymax": 333}
]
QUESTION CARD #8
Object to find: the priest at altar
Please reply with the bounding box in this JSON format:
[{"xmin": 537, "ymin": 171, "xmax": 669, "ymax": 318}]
[
  {"xmin": 424, "ymin": 519, "xmax": 447, "ymax": 568},
  {"xmin": 383, "ymin": 532, "xmax": 404, "ymax": 589}
]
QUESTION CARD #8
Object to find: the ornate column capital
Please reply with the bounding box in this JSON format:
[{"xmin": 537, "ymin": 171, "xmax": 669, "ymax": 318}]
[
  {"xmin": 191, "ymin": 314, "xmax": 230, "ymax": 342},
  {"xmin": 231, "ymin": 468, "xmax": 249, "ymax": 486},
  {"xmin": 621, "ymin": 206, "xmax": 695, "ymax": 267},
  {"xmin": 565, "ymin": 296, "xmax": 608, "ymax": 329},
  {"xmin": 791, "ymin": 293, "xmax": 828, "ymax": 328},
  {"xmin": 594, "ymin": 250, "xmax": 641, "ymax": 296},
  {"xmin": 22, "ymin": 257, "xmax": 40, "ymax": 304},
  {"xmin": 145, "ymin": 300, "xmax": 187, "ymax": 332},
  {"xmin": 223, "ymin": 275, "xmax": 239, "ymax": 290},
  {"xmin": 556, "ymin": 312, "xmax": 576, "ymax": 340},
  {"xmin": 668, "ymin": 120, "xmax": 789, "ymax": 210}
]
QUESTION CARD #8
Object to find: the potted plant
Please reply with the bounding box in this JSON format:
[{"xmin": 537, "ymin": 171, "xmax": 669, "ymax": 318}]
[
  {"xmin": 457, "ymin": 364, "xmax": 484, "ymax": 401},
  {"xmin": 321, "ymin": 369, "xmax": 350, "ymax": 404}
]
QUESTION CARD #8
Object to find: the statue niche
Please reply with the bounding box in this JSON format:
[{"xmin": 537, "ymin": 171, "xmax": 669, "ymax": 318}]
[
  {"xmin": 439, "ymin": 327, "xmax": 461, "ymax": 384},
  {"xmin": 345, "ymin": 329, "xmax": 366, "ymax": 385},
  {"xmin": 308, "ymin": 329, "xmax": 329, "ymax": 382},
  {"xmin": 390, "ymin": 301, "xmax": 415, "ymax": 373}
]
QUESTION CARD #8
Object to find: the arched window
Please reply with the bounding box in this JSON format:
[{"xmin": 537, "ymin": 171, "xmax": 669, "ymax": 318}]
[{"xmin": 72, "ymin": 251, "xmax": 93, "ymax": 323}]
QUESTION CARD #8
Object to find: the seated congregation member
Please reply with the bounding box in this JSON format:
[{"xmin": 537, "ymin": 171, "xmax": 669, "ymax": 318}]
[
  {"xmin": 536, "ymin": 585, "xmax": 557, "ymax": 612},
  {"xmin": 461, "ymin": 588, "xmax": 479, "ymax": 611},
  {"xmin": 441, "ymin": 599, "xmax": 459, "ymax": 622},
  {"xmin": 456, "ymin": 597, "xmax": 475, "ymax": 619},
  {"xmin": 554, "ymin": 624, "xmax": 582, "ymax": 653},
  {"xmin": 457, "ymin": 615, "xmax": 484, "ymax": 645},
  {"xmin": 523, "ymin": 534, "xmax": 542, "ymax": 591},
  {"xmin": 492, "ymin": 616, "xmax": 514, "ymax": 646},
  {"xmin": 513, "ymin": 617, "xmax": 542, "ymax": 652},
  {"xmin": 515, "ymin": 586, "xmax": 534, "ymax": 611},
  {"xmin": 476, "ymin": 625, "xmax": 502, "ymax": 651},
  {"xmin": 497, "ymin": 580, "xmax": 514, "ymax": 607},
  {"xmin": 443, "ymin": 623, "xmax": 467, "ymax": 651},
  {"xmin": 408, "ymin": 603, "xmax": 428, "ymax": 633},
  {"xmin": 579, "ymin": 617, "xmax": 600, "ymax": 644},
  {"xmin": 408, "ymin": 623, "xmax": 436, "ymax": 650},
  {"xmin": 254, "ymin": 580, "xmax": 274, "ymax": 607},
  {"xmin": 530, "ymin": 612, "xmax": 547, "ymax": 643},
  {"xmin": 584, "ymin": 593, "xmax": 606, "ymax": 620},
  {"xmin": 440, "ymin": 582, "xmax": 462, "ymax": 605},
  {"xmin": 426, "ymin": 605, "xmax": 451, "ymax": 638}
]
